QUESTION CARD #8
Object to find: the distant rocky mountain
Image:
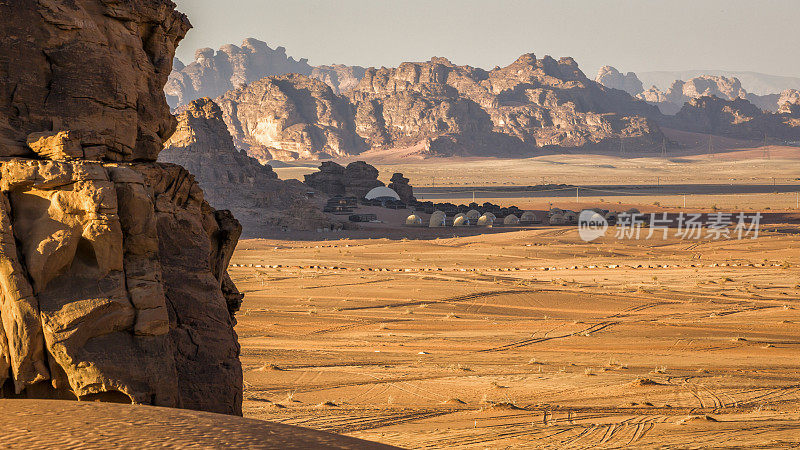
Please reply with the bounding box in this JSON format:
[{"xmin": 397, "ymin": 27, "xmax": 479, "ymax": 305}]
[
  {"xmin": 213, "ymin": 53, "xmax": 665, "ymax": 161},
  {"xmin": 638, "ymin": 70, "xmax": 800, "ymax": 96},
  {"xmin": 665, "ymin": 95, "xmax": 800, "ymax": 142},
  {"xmin": 165, "ymin": 39, "xmax": 365, "ymax": 108},
  {"xmin": 596, "ymin": 67, "xmax": 793, "ymax": 114},
  {"xmin": 160, "ymin": 98, "xmax": 331, "ymax": 233},
  {"xmin": 595, "ymin": 66, "xmax": 644, "ymax": 96}
]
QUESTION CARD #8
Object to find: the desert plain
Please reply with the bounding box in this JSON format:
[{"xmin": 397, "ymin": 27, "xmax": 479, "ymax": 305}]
[{"xmin": 230, "ymin": 146, "xmax": 800, "ymax": 449}]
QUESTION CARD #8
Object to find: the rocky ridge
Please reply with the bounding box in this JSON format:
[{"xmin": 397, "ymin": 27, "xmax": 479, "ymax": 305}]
[
  {"xmin": 596, "ymin": 67, "xmax": 791, "ymax": 115},
  {"xmin": 0, "ymin": 0, "xmax": 243, "ymax": 414},
  {"xmin": 214, "ymin": 54, "xmax": 666, "ymax": 160}
]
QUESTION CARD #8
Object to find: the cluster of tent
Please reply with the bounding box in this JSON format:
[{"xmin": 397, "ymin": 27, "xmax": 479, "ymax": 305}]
[
  {"xmin": 406, "ymin": 209, "xmax": 541, "ymax": 228},
  {"xmin": 406, "ymin": 207, "xmax": 642, "ymax": 228}
]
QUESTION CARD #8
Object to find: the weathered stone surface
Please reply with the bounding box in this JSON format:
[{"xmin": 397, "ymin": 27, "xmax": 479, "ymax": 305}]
[
  {"xmin": 216, "ymin": 74, "xmax": 367, "ymax": 161},
  {"xmin": 0, "ymin": 0, "xmax": 243, "ymax": 415},
  {"xmin": 595, "ymin": 66, "xmax": 644, "ymax": 96},
  {"xmin": 388, "ymin": 173, "xmax": 415, "ymax": 204},
  {"xmin": 160, "ymin": 98, "xmax": 332, "ymax": 234},
  {"xmin": 0, "ymin": 0, "xmax": 190, "ymax": 162},
  {"xmin": 304, "ymin": 161, "xmax": 384, "ymax": 199}
]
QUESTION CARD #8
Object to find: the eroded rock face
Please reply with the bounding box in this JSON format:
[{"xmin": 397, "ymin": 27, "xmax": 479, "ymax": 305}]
[
  {"xmin": 0, "ymin": 0, "xmax": 190, "ymax": 162},
  {"xmin": 304, "ymin": 161, "xmax": 384, "ymax": 199},
  {"xmin": 216, "ymin": 74, "xmax": 367, "ymax": 161},
  {"xmin": 160, "ymin": 98, "xmax": 332, "ymax": 234},
  {"xmin": 595, "ymin": 66, "xmax": 644, "ymax": 96},
  {"xmin": 348, "ymin": 54, "xmax": 664, "ymax": 156},
  {"xmin": 0, "ymin": 0, "xmax": 243, "ymax": 415}
]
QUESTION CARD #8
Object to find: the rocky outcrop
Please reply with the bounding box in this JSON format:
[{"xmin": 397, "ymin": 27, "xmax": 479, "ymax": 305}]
[
  {"xmin": 666, "ymin": 96, "xmax": 800, "ymax": 141},
  {"xmin": 166, "ymin": 39, "xmax": 367, "ymax": 108},
  {"xmin": 160, "ymin": 98, "xmax": 332, "ymax": 233},
  {"xmin": 304, "ymin": 161, "xmax": 384, "ymax": 199},
  {"xmin": 215, "ymin": 74, "xmax": 367, "ymax": 161},
  {"xmin": 0, "ymin": 0, "xmax": 243, "ymax": 415},
  {"xmin": 595, "ymin": 66, "xmax": 644, "ymax": 96},
  {"xmin": 388, "ymin": 173, "xmax": 415, "ymax": 204}
]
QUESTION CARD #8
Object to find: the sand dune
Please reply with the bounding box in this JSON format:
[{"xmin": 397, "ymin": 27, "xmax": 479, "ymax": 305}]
[{"xmin": 0, "ymin": 399, "xmax": 396, "ymax": 449}]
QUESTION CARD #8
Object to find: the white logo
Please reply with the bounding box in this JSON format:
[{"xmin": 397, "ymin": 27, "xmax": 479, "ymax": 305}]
[{"xmin": 578, "ymin": 210, "xmax": 608, "ymax": 242}]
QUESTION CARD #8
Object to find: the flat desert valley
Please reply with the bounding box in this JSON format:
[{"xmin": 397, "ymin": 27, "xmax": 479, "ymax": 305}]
[{"xmin": 231, "ymin": 149, "xmax": 800, "ymax": 449}]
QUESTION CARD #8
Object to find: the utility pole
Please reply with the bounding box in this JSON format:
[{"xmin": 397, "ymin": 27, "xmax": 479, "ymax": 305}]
[
  {"xmin": 620, "ymin": 138, "xmax": 626, "ymax": 157},
  {"xmin": 661, "ymin": 138, "xmax": 667, "ymax": 158},
  {"xmin": 576, "ymin": 187, "xmax": 579, "ymax": 204},
  {"xmin": 764, "ymin": 133, "xmax": 771, "ymax": 160},
  {"xmin": 683, "ymin": 194, "xmax": 686, "ymax": 209}
]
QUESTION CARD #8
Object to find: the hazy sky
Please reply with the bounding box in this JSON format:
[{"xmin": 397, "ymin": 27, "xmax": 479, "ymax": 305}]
[{"xmin": 172, "ymin": 0, "xmax": 800, "ymax": 78}]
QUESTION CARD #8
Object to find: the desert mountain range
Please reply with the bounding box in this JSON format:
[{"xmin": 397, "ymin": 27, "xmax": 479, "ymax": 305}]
[{"xmin": 167, "ymin": 39, "xmax": 800, "ymax": 161}]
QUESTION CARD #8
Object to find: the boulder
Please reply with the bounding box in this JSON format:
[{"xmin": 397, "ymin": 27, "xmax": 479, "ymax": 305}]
[
  {"xmin": 388, "ymin": 173, "xmax": 416, "ymax": 204},
  {"xmin": 304, "ymin": 161, "xmax": 384, "ymax": 199}
]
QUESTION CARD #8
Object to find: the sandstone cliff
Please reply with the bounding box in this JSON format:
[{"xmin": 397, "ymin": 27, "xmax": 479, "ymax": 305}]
[
  {"xmin": 0, "ymin": 0, "xmax": 243, "ymax": 415},
  {"xmin": 160, "ymin": 98, "xmax": 332, "ymax": 234},
  {"xmin": 215, "ymin": 74, "xmax": 367, "ymax": 161},
  {"xmin": 595, "ymin": 66, "xmax": 644, "ymax": 96}
]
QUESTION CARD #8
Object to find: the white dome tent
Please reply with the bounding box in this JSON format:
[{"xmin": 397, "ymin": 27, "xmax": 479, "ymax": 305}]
[
  {"xmin": 405, "ymin": 214, "xmax": 423, "ymax": 226},
  {"xmin": 365, "ymin": 186, "xmax": 401, "ymax": 201},
  {"xmin": 503, "ymin": 214, "xmax": 520, "ymax": 225},
  {"xmin": 477, "ymin": 214, "xmax": 494, "ymax": 227},
  {"xmin": 453, "ymin": 216, "xmax": 470, "ymax": 227},
  {"xmin": 429, "ymin": 211, "xmax": 446, "ymax": 228},
  {"xmin": 520, "ymin": 211, "xmax": 537, "ymax": 223}
]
